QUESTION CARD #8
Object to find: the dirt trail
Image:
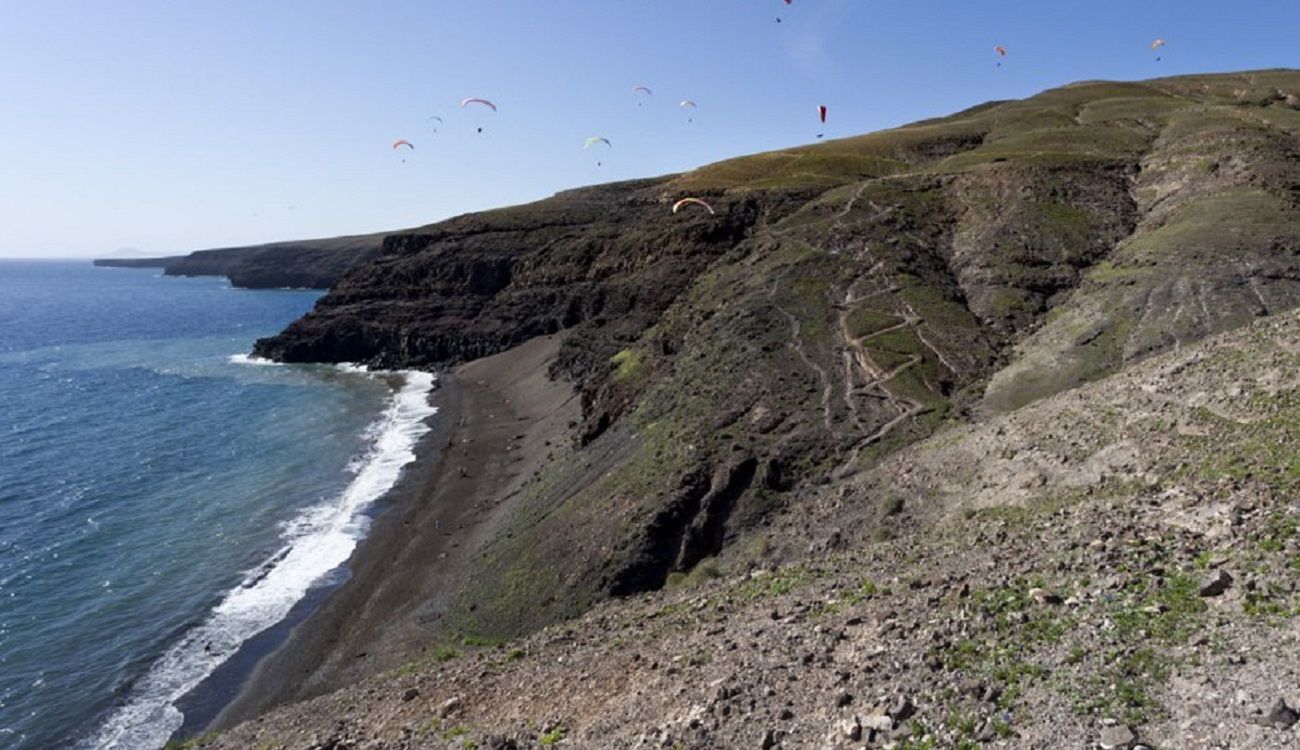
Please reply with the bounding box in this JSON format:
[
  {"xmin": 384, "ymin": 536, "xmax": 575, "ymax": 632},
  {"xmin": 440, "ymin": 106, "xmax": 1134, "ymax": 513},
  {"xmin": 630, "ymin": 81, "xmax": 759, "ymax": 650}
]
[
  {"xmin": 825, "ymin": 178, "xmax": 961, "ymax": 474},
  {"xmin": 763, "ymin": 176, "xmax": 943, "ymax": 462},
  {"xmin": 771, "ymin": 289, "xmax": 839, "ymax": 437}
]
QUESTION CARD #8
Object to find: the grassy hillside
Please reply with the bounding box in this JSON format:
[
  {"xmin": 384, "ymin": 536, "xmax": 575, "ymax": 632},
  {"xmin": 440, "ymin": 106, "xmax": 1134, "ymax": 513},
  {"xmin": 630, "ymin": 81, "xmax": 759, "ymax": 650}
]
[
  {"xmin": 235, "ymin": 71, "xmax": 1300, "ymax": 742},
  {"xmin": 414, "ymin": 70, "xmax": 1300, "ymax": 644},
  {"xmin": 210, "ymin": 290, "xmax": 1300, "ymax": 750}
]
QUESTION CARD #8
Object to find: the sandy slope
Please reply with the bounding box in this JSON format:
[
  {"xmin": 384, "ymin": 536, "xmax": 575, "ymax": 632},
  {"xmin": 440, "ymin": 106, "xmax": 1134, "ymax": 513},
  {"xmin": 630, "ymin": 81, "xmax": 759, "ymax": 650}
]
[{"xmin": 214, "ymin": 335, "xmax": 579, "ymax": 730}]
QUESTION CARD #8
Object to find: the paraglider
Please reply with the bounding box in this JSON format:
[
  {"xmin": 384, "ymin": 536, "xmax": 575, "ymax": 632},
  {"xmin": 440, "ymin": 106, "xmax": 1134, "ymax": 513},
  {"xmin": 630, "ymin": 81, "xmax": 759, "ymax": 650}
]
[
  {"xmin": 427, "ymin": 115, "xmax": 443, "ymax": 132},
  {"xmin": 994, "ymin": 45, "xmax": 1007, "ymax": 67},
  {"xmin": 1152, "ymin": 38, "xmax": 1166, "ymax": 61},
  {"xmin": 672, "ymin": 198, "xmax": 715, "ymax": 216},
  {"xmin": 462, "ymin": 98, "xmax": 497, "ymax": 132},
  {"xmin": 584, "ymin": 136, "xmax": 611, "ymax": 167},
  {"xmin": 681, "ymin": 99, "xmax": 697, "ymax": 123},
  {"xmin": 817, "ymin": 104, "xmax": 827, "ymax": 139},
  {"xmin": 634, "ymin": 85, "xmax": 652, "ymax": 106},
  {"xmin": 392, "ymin": 139, "xmax": 414, "ymax": 163}
]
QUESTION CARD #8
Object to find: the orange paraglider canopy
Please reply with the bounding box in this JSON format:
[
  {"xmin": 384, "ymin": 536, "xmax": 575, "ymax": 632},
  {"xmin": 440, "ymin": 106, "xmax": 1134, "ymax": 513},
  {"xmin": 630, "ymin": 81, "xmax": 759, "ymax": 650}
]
[{"xmin": 671, "ymin": 198, "xmax": 716, "ymax": 216}]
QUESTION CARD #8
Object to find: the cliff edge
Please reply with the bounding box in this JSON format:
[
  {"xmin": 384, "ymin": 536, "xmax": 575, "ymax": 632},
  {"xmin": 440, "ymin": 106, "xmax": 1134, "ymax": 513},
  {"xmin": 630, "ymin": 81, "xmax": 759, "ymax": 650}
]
[{"xmin": 93, "ymin": 231, "xmax": 386, "ymax": 289}]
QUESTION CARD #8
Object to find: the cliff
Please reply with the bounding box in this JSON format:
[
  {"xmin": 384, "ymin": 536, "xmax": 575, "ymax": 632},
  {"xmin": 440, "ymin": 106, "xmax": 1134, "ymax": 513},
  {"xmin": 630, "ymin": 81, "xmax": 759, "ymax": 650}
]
[
  {"xmin": 93, "ymin": 231, "xmax": 386, "ymax": 289},
  {"xmin": 203, "ymin": 69, "xmax": 1300, "ymax": 748},
  {"xmin": 254, "ymin": 69, "xmax": 1300, "ymax": 636},
  {"xmin": 92, "ymin": 256, "xmax": 182, "ymax": 269}
]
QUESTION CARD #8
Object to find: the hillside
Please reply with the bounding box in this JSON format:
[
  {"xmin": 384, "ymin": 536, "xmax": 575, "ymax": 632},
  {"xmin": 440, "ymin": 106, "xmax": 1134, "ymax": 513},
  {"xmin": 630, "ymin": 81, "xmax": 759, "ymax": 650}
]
[
  {"xmin": 201, "ymin": 70, "xmax": 1300, "ymax": 748},
  {"xmin": 93, "ymin": 231, "xmax": 387, "ymax": 289},
  {"xmin": 209, "ymin": 304, "xmax": 1300, "ymax": 748}
]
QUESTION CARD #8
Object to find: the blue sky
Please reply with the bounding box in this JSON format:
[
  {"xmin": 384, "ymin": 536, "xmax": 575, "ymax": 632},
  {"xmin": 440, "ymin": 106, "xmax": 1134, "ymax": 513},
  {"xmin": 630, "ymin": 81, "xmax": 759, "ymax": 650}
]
[{"xmin": 1, "ymin": 0, "xmax": 1297, "ymax": 257}]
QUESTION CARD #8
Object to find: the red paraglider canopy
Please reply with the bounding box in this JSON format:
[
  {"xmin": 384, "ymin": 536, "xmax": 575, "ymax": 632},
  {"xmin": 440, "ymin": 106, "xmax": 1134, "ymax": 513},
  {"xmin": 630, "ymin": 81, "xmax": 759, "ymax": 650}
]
[{"xmin": 818, "ymin": 105, "xmax": 827, "ymax": 123}]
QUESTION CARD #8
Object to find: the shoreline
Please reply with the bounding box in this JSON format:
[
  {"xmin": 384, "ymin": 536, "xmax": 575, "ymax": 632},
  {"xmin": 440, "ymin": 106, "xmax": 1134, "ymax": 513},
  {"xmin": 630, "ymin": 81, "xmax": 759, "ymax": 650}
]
[
  {"xmin": 80, "ymin": 357, "xmax": 439, "ymax": 749},
  {"xmin": 207, "ymin": 333, "xmax": 577, "ymax": 733},
  {"xmin": 170, "ymin": 369, "xmax": 452, "ymax": 741}
]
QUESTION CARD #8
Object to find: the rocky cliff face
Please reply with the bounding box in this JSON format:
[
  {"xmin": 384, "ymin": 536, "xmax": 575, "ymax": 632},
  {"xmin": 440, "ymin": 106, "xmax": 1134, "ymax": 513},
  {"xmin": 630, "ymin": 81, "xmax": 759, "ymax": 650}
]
[
  {"xmin": 92, "ymin": 256, "xmax": 181, "ymax": 269},
  {"xmin": 255, "ymin": 69, "xmax": 1300, "ymax": 649},
  {"xmin": 93, "ymin": 231, "xmax": 385, "ymax": 289},
  {"xmin": 254, "ymin": 178, "xmax": 791, "ymax": 371}
]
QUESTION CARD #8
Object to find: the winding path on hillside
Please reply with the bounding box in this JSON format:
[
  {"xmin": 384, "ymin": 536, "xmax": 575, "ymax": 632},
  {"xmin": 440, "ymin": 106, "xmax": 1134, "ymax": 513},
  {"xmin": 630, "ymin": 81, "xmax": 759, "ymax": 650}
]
[{"xmin": 765, "ymin": 176, "xmax": 958, "ymax": 466}]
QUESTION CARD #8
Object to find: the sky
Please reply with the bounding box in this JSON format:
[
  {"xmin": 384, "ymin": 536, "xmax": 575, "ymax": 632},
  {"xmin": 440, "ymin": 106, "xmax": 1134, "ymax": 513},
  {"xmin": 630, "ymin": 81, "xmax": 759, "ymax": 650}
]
[{"xmin": 1, "ymin": 0, "xmax": 1297, "ymax": 258}]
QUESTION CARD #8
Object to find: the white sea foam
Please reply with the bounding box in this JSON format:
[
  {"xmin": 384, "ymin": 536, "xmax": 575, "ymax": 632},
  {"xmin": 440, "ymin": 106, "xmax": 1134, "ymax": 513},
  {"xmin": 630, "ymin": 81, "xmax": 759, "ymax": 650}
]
[
  {"xmin": 227, "ymin": 353, "xmax": 281, "ymax": 367},
  {"xmin": 82, "ymin": 369, "xmax": 436, "ymax": 750}
]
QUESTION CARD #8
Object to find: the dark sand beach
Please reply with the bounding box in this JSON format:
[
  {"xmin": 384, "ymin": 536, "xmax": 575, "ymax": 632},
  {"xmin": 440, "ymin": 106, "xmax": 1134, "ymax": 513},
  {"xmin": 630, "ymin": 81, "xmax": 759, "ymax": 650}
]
[{"xmin": 213, "ymin": 334, "xmax": 577, "ymax": 729}]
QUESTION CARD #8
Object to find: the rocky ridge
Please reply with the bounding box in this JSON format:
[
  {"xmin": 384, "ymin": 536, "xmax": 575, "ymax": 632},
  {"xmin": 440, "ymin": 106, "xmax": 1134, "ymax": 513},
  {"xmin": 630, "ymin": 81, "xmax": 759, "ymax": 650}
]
[{"xmin": 93, "ymin": 231, "xmax": 387, "ymax": 289}]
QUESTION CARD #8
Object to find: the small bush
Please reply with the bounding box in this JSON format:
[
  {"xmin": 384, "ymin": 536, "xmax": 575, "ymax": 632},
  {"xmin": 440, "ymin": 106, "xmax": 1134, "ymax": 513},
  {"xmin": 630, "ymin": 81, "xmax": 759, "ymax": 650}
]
[{"xmin": 611, "ymin": 349, "xmax": 644, "ymax": 382}]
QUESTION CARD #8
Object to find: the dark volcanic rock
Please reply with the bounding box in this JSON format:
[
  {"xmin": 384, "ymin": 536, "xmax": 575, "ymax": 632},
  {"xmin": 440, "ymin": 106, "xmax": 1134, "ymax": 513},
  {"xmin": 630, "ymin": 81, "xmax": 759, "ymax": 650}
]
[
  {"xmin": 1199, "ymin": 569, "xmax": 1234, "ymax": 597},
  {"xmin": 253, "ymin": 178, "xmax": 789, "ymax": 376},
  {"xmin": 93, "ymin": 231, "xmax": 386, "ymax": 289},
  {"xmin": 1262, "ymin": 699, "xmax": 1299, "ymax": 730},
  {"xmin": 93, "ymin": 256, "xmax": 183, "ymax": 270}
]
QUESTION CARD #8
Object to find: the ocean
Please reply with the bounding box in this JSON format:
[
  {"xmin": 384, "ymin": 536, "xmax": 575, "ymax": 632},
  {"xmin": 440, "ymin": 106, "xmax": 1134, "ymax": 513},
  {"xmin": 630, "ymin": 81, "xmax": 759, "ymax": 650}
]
[{"xmin": 0, "ymin": 261, "xmax": 435, "ymax": 749}]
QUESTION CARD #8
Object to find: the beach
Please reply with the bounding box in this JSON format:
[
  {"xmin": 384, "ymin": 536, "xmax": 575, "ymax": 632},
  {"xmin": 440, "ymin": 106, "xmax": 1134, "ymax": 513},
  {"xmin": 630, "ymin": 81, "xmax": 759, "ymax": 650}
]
[{"xmin": 212, "ymin": 333, "xmax": 577, "ymax": 730}]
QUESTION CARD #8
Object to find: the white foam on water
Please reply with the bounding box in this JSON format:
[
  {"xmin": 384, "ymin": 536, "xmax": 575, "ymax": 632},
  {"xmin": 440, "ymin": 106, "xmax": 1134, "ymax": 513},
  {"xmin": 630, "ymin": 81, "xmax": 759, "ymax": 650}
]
[
  {"xmin": 227, "ymin": 353, "xmax": 281, "ymax": 367},
  {"xmin": 81, "ymin": 369, "xmax": 437, "ymax": 750}
]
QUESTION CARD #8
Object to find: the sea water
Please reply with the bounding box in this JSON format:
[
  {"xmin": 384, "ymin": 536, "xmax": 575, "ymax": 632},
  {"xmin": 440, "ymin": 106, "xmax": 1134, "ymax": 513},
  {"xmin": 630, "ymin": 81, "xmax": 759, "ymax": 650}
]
[{"xmin": 0, "ymin": 261, "xmax": 434, "ymax": 749}]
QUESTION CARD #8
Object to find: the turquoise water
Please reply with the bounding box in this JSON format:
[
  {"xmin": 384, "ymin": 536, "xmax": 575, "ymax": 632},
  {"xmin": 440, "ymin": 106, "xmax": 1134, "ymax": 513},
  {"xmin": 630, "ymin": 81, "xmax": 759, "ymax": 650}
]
[{"xmin": 0, "ymin": 262, "xmax": 434, "ymax": 749}]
